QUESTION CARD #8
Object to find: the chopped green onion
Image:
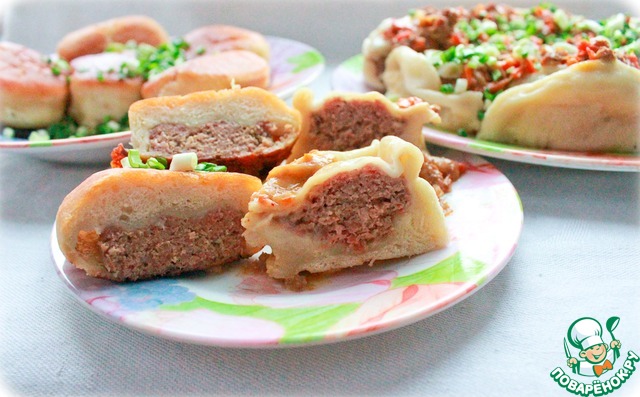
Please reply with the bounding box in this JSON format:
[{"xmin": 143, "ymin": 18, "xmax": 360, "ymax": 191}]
[
  {"xmin": 483, "ymin": 88, "xmax": 503, "ymax": 101},
  {"xmin": 467, "ymin": 57, "xmax": 481, "ymax": 69},
  {"xmin": 74, "ymin": 126, "xmax": 90, "ymax": 138},
  {"xmin": 47, "ymin": 58, "xmax": 70, "ymax": 76},
  {"xmin": 170, "ymin": 152, "xmax": 198, "ymax": 171},
  {"xmin": 477, "ymin": 110, "xmax": 486, "ymax": 121},
  {"xmin": 127, "ymin": 149, "xmax": 149, "ymax": 168},
  {"xmin": 454, "ymin": 78, "xmax": 468, "ymax": 93},
  {"xmin": 457, "ymin": 128, "xmax": 468, "ymax": 137},
  {"xmin": 156, "ymin": 157, "xmax": 168, "ymax": 168},
  {"xmin": 195, "ymin": 162, "xmax": 227, "ymax": 172},
  {"xmin": 2, "ymin": 127, "xmax": 15, "ymax": 139},
  {"xmin": 28, "ymin": 129, "xmax": 50, "ymax": 141},
  {"xmin": 439, "ymin": 84, "xmax": 455, "ymax": 94},
  {"xmin": 135, "ymin": 38, "xmax": 190, "ymax": 80},
  {"xmin": 441, "ymin": 47, "xmax": 457, "ymax": 62},
  {"xmin": 147, "ymin": 157, "xmax": 166, "ymax": 170}
]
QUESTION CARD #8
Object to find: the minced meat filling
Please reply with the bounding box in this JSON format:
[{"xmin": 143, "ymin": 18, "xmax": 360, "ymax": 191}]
[
  {"xmin": 309, "ymin": 99, "xmax": 406, "ymax": 151},
  {"xmin": 280, "ymin": 165, "xmax": 410, "ymax": 251},
  {"xmin": 96, "ymin": 208, "xmax": 245, "ymax": 281},
  {"xmin": 420, "ymin": 153, "xmax": 466, "ymax": 197},
  {"xmin": 149, "ymin": 121, "xmax": 281, "ymax": 158}
]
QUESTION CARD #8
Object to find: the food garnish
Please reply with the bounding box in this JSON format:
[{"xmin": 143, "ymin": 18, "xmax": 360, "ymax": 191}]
[{"xmin": 115, "ymin": 146, "xmax": 226, "ymax": 172}]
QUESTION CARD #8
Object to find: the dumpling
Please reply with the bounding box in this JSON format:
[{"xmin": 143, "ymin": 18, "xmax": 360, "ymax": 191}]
[
  {"xmin": 382, "ymin": 46, "xmax": 484, "ymax": 133},
  {"xmin": 242, "ymin": 135, "xmax": 449, "ymax": 282},
  {"xmin": 287, "ymin": 87, "xmax": 440, "ymax": 161},
  {"xmin": 129, "ymin": 86, "xmax": 301, "ymax": 176},
  {"xmin": 478, "ymin": 59, "xmax": 640, "ymax": 152}
]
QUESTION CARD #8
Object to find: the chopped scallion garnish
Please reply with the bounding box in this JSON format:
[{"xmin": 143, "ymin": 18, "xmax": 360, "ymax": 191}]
[
  {"xmin": 147, "ymin": 157, "xmax": 166, "ymax": 170},
  {"xmin": 439, "ymin": 84, "xmax": 455, "ymax": 94},
  {"xmin": 195, "ymin": 162, "xmax": 227, "ymax": 172},
  {"xmin": 127, "ymin": 149, "xmax": 148, "ymax": 168}
]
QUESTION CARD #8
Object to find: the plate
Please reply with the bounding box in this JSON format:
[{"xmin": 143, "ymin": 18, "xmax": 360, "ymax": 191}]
[
  {"xmin": 0, "ymin": 36, "xmax": 325, "ymax": 164},
  {"xmin": 51, "ymin": 150, "xmax": 522, "ymax": 348},
  {"xmin": 332, "ymin": 55, "xmax": 640, "ymax": 172}
]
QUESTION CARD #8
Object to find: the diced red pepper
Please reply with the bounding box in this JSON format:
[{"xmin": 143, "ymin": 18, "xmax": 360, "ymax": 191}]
[
  {"xmin": 450, "ymin": 31, "xmax": 464, "ymax": 45},
  {"xmin": 110, "ymin": 143, "xmax": 128, "ymax": 168}
]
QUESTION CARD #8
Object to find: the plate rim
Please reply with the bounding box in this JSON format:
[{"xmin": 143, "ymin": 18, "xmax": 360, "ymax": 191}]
[
  {"xmin": 424, "ymin": 128, "xmax": 640, "ymax": 172},
  {"xmin": 331, "ymin": 54, "xmax": 640, "ymax": 173},
  {"xmin": 50, "ymin": 151, "xmax": 523, "ymax": 348}
]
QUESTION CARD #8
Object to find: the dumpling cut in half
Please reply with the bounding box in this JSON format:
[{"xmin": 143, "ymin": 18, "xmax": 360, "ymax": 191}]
[
  {"xmin": 56, "ymin": 168, "xmax": 262, "ymax": 281},
  {"xmin": 287, "ymin": 88, "xmax": 440, "ymax": 161},
  {"xmin": 242, "ymin": 135, "xmax": 449, "ymax": 281},
  {"xmin": 129, "ymin": 86, "xmax": 301, "ymax": 176}
]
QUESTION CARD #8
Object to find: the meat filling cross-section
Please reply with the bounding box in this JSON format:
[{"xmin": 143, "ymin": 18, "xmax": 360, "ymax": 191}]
[
  {"xmin": 149, "ymin": 121, "xmax": 283, "ymax": 158},
  {"xmin": 279, "ymin": 165, "xmax": 410, "ymax": 251},
  {"xmin": 82, "ymin": 208, "xmax": 246, "ymax": 281},
  {"xmin": 308, "ymin": 99, "xmax": 407, "ymax": 151}
]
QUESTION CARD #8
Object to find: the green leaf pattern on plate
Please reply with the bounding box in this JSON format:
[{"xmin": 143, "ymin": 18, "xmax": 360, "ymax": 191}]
[
  {"xmin": 162, "ymin": 297, "xmax": 359, "ymax": 343},
  {"xmin": 391, "ymin": 251, "xmax": 487, "ymax": 289},
  {"xmin": 28, "ymin": 141, "xmax": 53, "ymax": 148},
  {"xmin": 288, "ymin": 51, "xmax": 325, "ymax": 73},
  {"xmin": 160, "ymin": 251, "xmax": 486, "ymax": 343},
  {"xmin": 342, "ymin": 54, "xmax": 364, "ymax": 74}
]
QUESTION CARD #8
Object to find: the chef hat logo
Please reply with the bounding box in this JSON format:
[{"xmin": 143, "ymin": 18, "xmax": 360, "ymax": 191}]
[{"xmin": 567, "ymin": 317, "xmax": 605, "ymax": 351}]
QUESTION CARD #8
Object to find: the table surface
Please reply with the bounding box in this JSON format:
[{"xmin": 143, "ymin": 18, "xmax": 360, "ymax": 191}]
[{"xmin": 1, "ymin": 1, "xmax": 639, "ymax": 396}]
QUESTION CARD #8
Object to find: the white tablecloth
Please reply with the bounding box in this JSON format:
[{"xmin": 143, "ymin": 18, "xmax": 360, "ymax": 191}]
[{"xmin": 1, "ymin": 1, "xmax": 639, "ymax": 396}]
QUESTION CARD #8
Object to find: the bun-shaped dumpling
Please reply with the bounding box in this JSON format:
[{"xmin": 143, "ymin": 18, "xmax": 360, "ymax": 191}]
[
  {"xmin": 56, "ymin": 168, "xmax": 262, "ymax": 281},
  {"xmin": 478, "ymin": 59, "xmax": 640, "ymax": 152},
  {"xmin": 56, "ymin": 15, "xmax": 169, "ymax": 61},
  {"xmin": 140, "ymin": 50, "xmax": 270, "ymax": 98},
  {"xmin": 0, "ymin": 42, "xmax": 68, "ymax": 129},
  {"xmin": 287, "ymin": 88, "xmax": 440, "ymax": 161},
  {"xmin": 183, "ymin": 24, "xmax": 270, "ymax": 60},
  {"xmin": 129, "ymin": 86, "xmax": 301, "ymax": 176},
  {"xmin": 68, "ymin": 51, "xmax": 143, "ymax": 127},
  {"xmin": 242, "ymin": 135, "xmax": 449, "ymax": 281}
]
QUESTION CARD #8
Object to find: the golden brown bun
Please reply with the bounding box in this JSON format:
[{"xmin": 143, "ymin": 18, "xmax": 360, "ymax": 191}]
[
  {"xmin": 183, "ymin": 24, "xmax": 270, "ymax": 60},
  {"xmin": 56, "ymin": 15, "xmax": 169, "ymax": 61},
  {"xmin": 130, "ymin": 86, "xmax": 301, "ymax": 176},
  {"xmin": 242, "ymin": 136, "xmax": 449, "ymax": 281},
  {"xmin": 141, "ymin": 50, "xmax": 270, "ymax": 98},
  {"xmin": 56, "ymin": 168, "xmax": 262, "ymax": 281},
  {"xmin": 287, "ymin": 88, "xmax": 439, "ymax": 161},
  {"xmin": 0, "ymin": 42, "xmax": 68, "ymax": 128},
  {"xmin": 68, "ymin": 51, "xmax": 142, "ymax": 127}
]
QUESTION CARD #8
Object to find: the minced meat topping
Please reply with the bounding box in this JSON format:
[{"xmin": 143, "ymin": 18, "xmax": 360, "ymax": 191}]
[{"xmin": 377, "ymin": 3, "xmax": 640, "ymax": 100}]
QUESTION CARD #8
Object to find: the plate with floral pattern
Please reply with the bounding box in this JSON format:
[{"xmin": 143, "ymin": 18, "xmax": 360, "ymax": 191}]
[
  {"xmin": 332, "ymin": 54, "xmax": 640, "ymax": 172},
  {"xmin": 0, "ymin": 36, "xmax": 324, "ymax": 164},
  {"xmin": 52, "ymin": 150, "xmax": 522, "ymax": 347}
]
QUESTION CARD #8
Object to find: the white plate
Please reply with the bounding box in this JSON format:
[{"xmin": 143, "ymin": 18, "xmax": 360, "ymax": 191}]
[
  {"xmin": 331, "ymin": 55, "xmax": 640, "ymax": 172},
  {"xmin": 52, "ymin": 150, "xmax": 522, "ymax": 348},
  {"xmin": 0, "ymin": 36, "xmax": 325, "ymax": 164}
]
